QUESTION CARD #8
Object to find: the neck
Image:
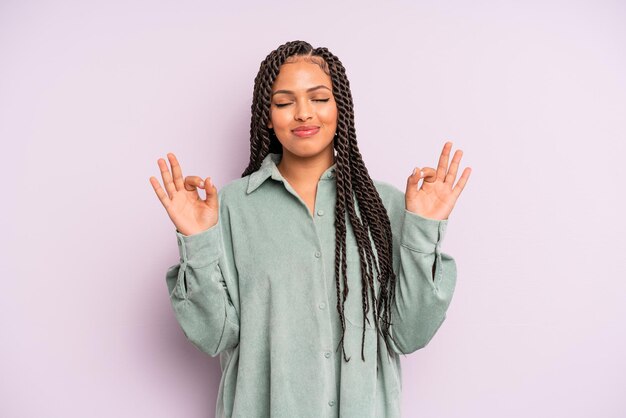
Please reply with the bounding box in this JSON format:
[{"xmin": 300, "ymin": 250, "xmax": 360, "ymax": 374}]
[{"xmin": 276, "ymin": 147, "xmax": 335, "ymax": 185}]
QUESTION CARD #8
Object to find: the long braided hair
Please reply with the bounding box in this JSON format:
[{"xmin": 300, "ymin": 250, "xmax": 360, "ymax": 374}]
[{"xmin": 241, "ymin": 40, "xmax": 400, "ymax": 362}]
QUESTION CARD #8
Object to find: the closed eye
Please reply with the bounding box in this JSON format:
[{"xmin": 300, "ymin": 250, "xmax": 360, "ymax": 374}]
[{"xmin": 275, "ymin": 98, "xmax": 330, "ymax": 108}]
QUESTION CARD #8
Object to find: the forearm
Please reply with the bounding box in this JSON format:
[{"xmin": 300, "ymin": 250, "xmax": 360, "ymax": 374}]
[
  {"xmin": 166, "ymin": 222, "xmax": 240, "ymax": 357},
  {"xmin": 386, "ymin": 210, "xmax": 457, "ymax": 355}
]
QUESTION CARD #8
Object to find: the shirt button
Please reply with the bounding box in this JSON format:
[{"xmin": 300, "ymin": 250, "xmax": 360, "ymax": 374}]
[
  {"xmin": 315, "ymin": 251, "xmax": 321, "ymax": 258},
  {"xmin": 329, "ymin": 400, "xmax": 335, "ymax": 406},
  {"xmin": 317, "ymin": 209, "xmax": 324, "ymax": 216},
  {"xmin": 318, "ymin": 302, "xmax": 326, "ymax": 310},
  {"xmin": 324, "ymin": 351, "xmax": 331, "ymax": 358}
]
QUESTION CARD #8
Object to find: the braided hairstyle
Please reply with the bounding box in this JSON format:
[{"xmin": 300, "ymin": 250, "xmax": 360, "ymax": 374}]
[{"xmin": 241, "ymin": 40, "xmax": 400, "ymax": 363}]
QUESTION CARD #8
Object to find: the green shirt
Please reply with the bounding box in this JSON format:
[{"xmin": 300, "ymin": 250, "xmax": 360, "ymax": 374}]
[{"xmin": 166, "ymin": 152, "xmax": 457, "ymax": 417}]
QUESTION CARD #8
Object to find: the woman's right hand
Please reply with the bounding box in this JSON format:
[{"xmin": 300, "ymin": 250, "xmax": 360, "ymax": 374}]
[{"xmin": 149, "ymin": 153, "xmax": 219, "ymax": 236}]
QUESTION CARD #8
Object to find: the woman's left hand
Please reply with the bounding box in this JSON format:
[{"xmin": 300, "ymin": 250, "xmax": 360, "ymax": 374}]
[{"xmin": 405, "ymin": 141, "xmax": 471, "ymax": 221}]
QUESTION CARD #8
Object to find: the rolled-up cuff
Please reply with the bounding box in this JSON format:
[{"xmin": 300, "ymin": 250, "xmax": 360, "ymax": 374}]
[
  {"xmin": 401, "ymin": 209, "xmax": 448, "ymax": 253},
  {"xmin": 175, "ymin": 221, "xmax": 222, "ymax": 268}
]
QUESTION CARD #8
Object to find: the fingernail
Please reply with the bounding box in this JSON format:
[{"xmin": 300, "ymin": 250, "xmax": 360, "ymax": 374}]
[
  {"xmin": 199, "ymin": 181, "xmax": 204, "ymax": 188},
  {"xmin": 420, "ymin": 170, "xmax": 424, "ymax": 177},
  {"xmin": 412, "ymin": 167, "xmax": 417, "ymax": 176}
]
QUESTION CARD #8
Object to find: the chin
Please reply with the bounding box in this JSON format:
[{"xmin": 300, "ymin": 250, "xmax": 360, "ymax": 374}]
[{"xmin": 281, "ymin": 141, "xmax": 334, "ymax": 158}]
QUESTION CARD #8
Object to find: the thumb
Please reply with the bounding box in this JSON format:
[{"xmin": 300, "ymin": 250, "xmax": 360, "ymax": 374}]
[
  {"xmin": 406, "ymin": 167, "xmax": 425, "ymax": 190},
  {"xmin": 202, "ymin": 177, "xmax": 218, "ymax": 204}
]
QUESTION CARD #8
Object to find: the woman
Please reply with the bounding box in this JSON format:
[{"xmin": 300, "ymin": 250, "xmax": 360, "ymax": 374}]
[{"xmin": 150, "ymin": 40, "xmax": 471, "ymax": 417}]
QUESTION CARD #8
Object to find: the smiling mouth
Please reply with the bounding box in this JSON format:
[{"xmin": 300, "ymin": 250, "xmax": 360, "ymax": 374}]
[{"xmin": 292, "ymin": 127, "xmax": 320, "ymax": 137}]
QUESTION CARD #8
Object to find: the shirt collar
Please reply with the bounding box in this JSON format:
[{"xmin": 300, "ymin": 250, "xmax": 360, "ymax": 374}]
[{"xmin": 246, "ymin": 152, "xmax": 337, "ymax": 194}]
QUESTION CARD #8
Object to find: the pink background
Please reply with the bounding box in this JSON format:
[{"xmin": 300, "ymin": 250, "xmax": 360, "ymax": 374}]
[{"xmin": 1, "ymin": 1, "xmax": 624, "ymax": 417}]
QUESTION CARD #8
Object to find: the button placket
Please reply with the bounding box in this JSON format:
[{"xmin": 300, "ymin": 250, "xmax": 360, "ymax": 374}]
[{"xmin": 310, "ymin": 180, "xmax": 336, "ymax": 409}]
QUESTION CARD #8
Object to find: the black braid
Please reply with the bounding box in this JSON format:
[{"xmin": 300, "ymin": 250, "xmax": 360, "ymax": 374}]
[{"xmin": 241, "ymin": 40, "xmax": 400, "ymax": 363}]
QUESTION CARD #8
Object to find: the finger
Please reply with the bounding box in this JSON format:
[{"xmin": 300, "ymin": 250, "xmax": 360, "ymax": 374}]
[
  {"xmin": 408, "ymin": 167, "xmax": 436, "ymax": 191},
  {"xmin": 167, "ymin": 153, "xmax": 185, "ymax": 192},
  {"xmin": 184, "ymin": 175, "xmax": 205, "ymax": 192},
  {"xmin": 452, "ymin": 167, "xmax": 472, "ymax": 198},
  {"xmin": 202, "ymin": 176, "xmax": 216, "ymax": 203},
  {"xmin": 436, "ymin": 141, "xmax": 453, "ymax": 182},
  {"xmin": 421, "ymin": 167, "xmax": 437, "ymax": 183},
  {"xmin": 445, "ymin": 149, "xmax": 463, "ymax": 185},
  {"xmin": 406, "ymin": 167, "xmax": 421, "ymax": 196},
  {"xmin": 408, "ymin": 166, "xmax": 427, "ymax": 187},
  {"xmin": 158, "ymin": 158, "xmax": 176, "ymax": 199},
  {"xmin": 408, "ymin": 167, "xmax": 423, "ymax": 186},
  {"xmin": 149, "ymin": 176, "xmax": 171, "ymax": 209}
]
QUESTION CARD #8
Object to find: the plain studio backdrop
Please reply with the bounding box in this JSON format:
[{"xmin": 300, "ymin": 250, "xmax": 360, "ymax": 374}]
[{"xmin": 1, "ymin": 0, "xmax": 624, "ymax": 417}]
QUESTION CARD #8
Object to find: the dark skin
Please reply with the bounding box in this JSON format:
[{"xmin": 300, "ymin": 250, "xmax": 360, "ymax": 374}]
[
  {"xmin": 149, "ymin": 58, "xmax": 471, "ymax": 235},
  {"xmin": 406, "ymin": 141, "xmax": 471, "ymax": 221},
  {"xmin": 266, "ymin": 56, "xmax": 471, "ymax": 221},
  {"xmin": 267, "ymin": 56, "xmax": 338, "ymax": 217}
]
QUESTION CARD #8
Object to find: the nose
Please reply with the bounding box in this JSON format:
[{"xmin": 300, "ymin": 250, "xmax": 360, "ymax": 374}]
[{"xmin": 294, "ymin": 99, "xmax": 313, "ymax": 121}]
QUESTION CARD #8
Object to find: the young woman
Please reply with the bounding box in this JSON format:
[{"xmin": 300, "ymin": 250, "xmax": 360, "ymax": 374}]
[{"xmin": 150, "ymin": 40, "xmax": 471, "ymax": 418}]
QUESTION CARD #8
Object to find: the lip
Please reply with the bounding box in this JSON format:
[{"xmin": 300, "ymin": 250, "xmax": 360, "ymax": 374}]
[{"xmin": 292, "ymin": 126, "xmax": 320, "ymax": 137}]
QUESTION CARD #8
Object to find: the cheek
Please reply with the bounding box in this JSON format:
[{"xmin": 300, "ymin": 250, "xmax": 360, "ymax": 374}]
[
  {"xmin": 321, "ymin": 106, "xmax": 338, "ymax": 125},
  {"xmin": 273, "ymin": 113, "xmax": 291, "ymax": 130}
]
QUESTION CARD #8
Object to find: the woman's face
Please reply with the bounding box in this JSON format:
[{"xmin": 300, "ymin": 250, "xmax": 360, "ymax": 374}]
[{"xmin": 267, "ymin": 56, "xmax": 338, "ymax": 159}]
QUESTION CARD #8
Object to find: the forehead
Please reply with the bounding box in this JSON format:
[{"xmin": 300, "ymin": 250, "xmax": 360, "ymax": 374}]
[{"xmin": 272, "ymin": 58, "xmax": 332, "ymax": 90}]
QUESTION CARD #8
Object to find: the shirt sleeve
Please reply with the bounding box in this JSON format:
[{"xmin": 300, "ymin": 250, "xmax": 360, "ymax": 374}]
[
  {"xmin": 380, "ymin": 185, "xmax": 458, "ymax": 356},
  {"xmin": 165, "ymin": 191, "xmax": 240, "ymax": 357}
]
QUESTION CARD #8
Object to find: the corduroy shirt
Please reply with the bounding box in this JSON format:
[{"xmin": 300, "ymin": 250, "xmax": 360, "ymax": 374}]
[{"xmin": 165, "ymin": 152, "xmax": 457, "ymax": 418}]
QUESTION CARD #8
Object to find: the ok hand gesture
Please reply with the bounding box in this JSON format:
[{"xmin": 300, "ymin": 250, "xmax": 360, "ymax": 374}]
[
  {"xmin": 405, "ymin": 142, "xmax": 471, "ymax": 221},
  {"xmin": 149, "ymin": 153, "xmax": 219, "ymax": 236}
]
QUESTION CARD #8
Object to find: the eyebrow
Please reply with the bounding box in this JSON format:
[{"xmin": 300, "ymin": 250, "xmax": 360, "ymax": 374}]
[{"xmin": 271, "ymin": 85, "xmax": 331, "ymax": 97}]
